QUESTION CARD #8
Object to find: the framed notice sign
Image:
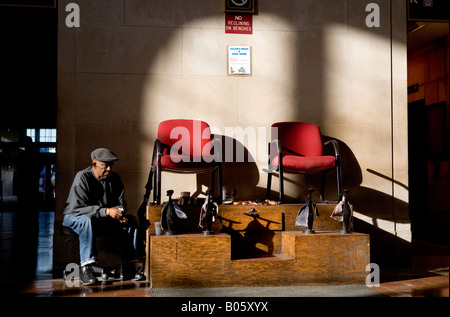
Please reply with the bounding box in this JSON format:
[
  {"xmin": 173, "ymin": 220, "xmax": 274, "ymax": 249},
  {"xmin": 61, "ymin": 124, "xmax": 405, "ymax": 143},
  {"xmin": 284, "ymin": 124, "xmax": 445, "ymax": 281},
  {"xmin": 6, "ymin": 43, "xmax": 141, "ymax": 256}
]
[
  {"xmin": 225, "ymin": 13, "xmax": 253, "ymax": 34},
  {"xmin": 225, "ymin": 0, "xmax": 255, "ymax": 14},
  {"xmin": 227, "ymin": 46, "xmax": 251, "ymax": 76}
]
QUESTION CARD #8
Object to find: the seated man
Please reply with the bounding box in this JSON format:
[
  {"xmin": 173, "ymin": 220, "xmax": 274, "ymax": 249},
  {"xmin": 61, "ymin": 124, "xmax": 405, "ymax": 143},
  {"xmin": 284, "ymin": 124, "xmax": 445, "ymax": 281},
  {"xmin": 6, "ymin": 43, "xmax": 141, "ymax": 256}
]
[{"xmin": 62, "ymin": 148, "xmax": 143, "ymax": 285}]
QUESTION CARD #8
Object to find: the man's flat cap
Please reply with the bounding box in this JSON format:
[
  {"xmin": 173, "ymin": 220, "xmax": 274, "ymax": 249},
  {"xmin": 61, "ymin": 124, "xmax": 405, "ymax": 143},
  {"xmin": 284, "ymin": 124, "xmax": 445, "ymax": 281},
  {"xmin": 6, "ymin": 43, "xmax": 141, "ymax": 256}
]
[{"xmin": 91, "ymin": 148, "xmax": 119, "ymax": 162}]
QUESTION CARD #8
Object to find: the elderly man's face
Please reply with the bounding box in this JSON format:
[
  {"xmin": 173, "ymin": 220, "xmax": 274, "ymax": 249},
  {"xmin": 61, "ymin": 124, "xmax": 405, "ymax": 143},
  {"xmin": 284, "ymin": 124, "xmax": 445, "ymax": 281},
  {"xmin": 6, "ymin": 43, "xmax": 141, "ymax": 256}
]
[{"xmin": 92, "ymin": 160, "xmax": 113, "ymax": 180}]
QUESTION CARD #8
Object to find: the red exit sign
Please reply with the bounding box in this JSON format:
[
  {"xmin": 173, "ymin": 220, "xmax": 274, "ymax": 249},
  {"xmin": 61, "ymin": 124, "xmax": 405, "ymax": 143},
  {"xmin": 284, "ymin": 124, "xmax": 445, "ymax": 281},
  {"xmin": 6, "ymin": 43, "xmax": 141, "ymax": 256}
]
[{"xmin": 225, "ymin": 13, "xmax": 253, "ymax": 34}]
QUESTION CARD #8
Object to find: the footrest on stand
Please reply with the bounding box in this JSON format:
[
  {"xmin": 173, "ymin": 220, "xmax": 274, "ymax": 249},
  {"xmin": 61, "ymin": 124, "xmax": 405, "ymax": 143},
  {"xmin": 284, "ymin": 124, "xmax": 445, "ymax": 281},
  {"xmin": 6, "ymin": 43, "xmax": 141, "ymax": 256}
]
[{"xmin": 63, "ymin": 265, "xmax": 121, "ymax": 281}]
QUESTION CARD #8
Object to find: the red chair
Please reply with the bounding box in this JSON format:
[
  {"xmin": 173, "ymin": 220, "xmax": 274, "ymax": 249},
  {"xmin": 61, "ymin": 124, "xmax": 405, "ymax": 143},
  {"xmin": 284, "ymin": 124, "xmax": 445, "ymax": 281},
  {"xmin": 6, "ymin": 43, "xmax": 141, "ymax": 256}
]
[
  {"xmin": 265, "ymin": 122, "xmax": 342, "ymax": 203},
  {"xmin": 151, "ymin": 119, "xmax": 222, "ymax": 205}
]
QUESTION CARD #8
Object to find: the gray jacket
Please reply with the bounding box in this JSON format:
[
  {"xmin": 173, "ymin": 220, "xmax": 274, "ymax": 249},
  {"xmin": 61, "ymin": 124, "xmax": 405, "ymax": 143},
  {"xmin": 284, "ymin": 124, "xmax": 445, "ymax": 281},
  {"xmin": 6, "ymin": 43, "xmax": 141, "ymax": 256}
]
[{"xmin": 63, "ymin": 166, "xmax": 126, "ymax": 218}]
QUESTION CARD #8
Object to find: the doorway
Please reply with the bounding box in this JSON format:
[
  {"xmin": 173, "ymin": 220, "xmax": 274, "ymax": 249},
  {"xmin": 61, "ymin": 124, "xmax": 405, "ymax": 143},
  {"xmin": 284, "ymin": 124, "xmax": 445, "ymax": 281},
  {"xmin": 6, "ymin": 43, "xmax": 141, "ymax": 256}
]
[
  {"xmin": 407, "ymin": 21, "xmax": 449, "ymax": 245},
  {"xmin": 0, "ymin": 129, "xmax": 56, "ymax": 212}
]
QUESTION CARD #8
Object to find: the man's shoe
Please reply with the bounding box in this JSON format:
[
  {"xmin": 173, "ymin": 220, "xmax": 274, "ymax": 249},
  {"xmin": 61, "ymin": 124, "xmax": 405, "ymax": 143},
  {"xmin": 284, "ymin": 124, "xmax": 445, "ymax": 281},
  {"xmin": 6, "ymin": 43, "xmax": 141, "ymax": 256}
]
[
  {"xmin": 80, "ymin": 264, "xmax": 98, "ymax": 285},
  {"xmin": 134, "ymin": 270, "xmax": 146, "ymax": 281},
  {"xmin": 122, "ymin": 263, "xmax": 144, "ymax": 281}
]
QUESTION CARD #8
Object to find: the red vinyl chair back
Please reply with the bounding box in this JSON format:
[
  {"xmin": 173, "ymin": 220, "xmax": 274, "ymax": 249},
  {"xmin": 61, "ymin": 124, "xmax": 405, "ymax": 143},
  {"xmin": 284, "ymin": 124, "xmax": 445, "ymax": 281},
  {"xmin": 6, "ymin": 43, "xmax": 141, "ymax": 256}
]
[
  {"xmin": 271, "ymin": 122, "xmax": 323, "ymax": 158},
  {"xmin": 157, "ymin": 119, "xmax": 213, "ymax": 159}
]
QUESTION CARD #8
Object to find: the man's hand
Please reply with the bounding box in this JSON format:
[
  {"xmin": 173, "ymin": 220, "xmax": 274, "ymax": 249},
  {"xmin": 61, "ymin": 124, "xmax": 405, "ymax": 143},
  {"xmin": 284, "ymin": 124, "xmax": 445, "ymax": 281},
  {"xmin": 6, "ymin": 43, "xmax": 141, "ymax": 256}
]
[{"xmin": 106, "ymin": 207, "xmax": 127, "ymax": 223}]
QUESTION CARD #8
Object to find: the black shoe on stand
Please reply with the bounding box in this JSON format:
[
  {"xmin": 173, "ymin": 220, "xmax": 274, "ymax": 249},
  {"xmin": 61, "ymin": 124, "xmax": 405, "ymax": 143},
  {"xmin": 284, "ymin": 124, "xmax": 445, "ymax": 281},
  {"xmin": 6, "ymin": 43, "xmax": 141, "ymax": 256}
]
[{"xmin": 80, "ymin": 264, "xmax": 98, "ymax": 285}]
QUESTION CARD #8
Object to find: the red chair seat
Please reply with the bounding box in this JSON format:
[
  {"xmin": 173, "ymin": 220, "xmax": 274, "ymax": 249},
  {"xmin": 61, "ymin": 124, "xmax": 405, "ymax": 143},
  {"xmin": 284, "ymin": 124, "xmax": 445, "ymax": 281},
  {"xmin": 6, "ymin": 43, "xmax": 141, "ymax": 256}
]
[
  {"xmin": 272, "ymin": 155, "xmax": 336, "ymax": 171},
  {"xmin": 159, "ymin": 155, "xmax": 217, "ymax": 171}
]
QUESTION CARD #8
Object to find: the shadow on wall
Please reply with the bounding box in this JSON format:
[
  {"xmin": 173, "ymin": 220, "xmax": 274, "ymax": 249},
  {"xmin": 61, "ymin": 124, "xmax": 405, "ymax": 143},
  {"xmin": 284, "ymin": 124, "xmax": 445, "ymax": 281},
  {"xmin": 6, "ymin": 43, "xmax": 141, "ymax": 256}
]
[
  {"xmin": 328, "ymin": 137, "xmax": 410, "ymax": 267},
  {"xmin": 196, "ymin": 135, "xmax": 261, "ymax": 201}
]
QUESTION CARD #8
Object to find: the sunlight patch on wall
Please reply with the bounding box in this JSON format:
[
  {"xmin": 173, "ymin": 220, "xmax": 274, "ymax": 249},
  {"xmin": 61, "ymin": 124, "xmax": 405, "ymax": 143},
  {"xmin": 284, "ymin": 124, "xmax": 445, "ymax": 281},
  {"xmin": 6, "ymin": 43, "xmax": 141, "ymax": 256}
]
[
  {"xmin": 139, "ymin": 16, "xmax": 298, "ymax": 197},
  {"xmin": 322, "ymin": 22, "xmax": 406, "ymax": 202}
]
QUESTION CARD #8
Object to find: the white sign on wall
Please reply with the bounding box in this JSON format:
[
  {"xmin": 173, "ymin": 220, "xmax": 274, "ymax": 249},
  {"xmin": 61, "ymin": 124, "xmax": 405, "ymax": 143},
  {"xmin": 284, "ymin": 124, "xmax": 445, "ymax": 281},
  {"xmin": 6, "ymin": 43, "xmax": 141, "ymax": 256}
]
[{"xmin": 227, "ymin": 46, "xmax": 251, "ymax": 76}]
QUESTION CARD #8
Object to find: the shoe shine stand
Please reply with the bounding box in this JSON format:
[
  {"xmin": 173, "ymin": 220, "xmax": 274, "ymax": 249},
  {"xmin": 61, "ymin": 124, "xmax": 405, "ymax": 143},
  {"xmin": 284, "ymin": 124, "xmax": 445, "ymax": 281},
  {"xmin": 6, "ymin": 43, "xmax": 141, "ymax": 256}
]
[{"xmin": 146, "ymin": 204, "xmax": 369, "ymax": 288}]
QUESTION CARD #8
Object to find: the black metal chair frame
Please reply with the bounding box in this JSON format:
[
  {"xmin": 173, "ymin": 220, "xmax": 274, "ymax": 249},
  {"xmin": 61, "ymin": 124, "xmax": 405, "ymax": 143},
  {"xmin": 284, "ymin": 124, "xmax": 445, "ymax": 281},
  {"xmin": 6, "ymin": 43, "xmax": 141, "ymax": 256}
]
[
  {"xmin": 151, "ymin": 135, "xmax": 223, "ymax": 205},
  {"xmin": 265, "ymin": 138, "xmax": 343, "ymax": 203}
]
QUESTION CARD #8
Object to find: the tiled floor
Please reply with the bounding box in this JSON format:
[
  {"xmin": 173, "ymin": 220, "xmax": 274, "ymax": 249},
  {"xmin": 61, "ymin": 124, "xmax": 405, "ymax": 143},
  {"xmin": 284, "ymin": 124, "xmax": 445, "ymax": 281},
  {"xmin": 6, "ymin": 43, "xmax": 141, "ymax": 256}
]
[
  {"xmin": 1, "ymin": 210, "xmax": 448, "ymax": 298},
  {"xmin": 19, "ymin": 274, "xmax": 449, "ymax": 297},
  {"xmin": 372, "ymin": 240, "xmax": 449, "ymax": 297},
  {"xmin": 21, "ymin": 278, "xmax": 151, "ymax": 297},
  {"xmin": 375, "ymin": 275, "xmax": 448, "ymax": 297}
]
